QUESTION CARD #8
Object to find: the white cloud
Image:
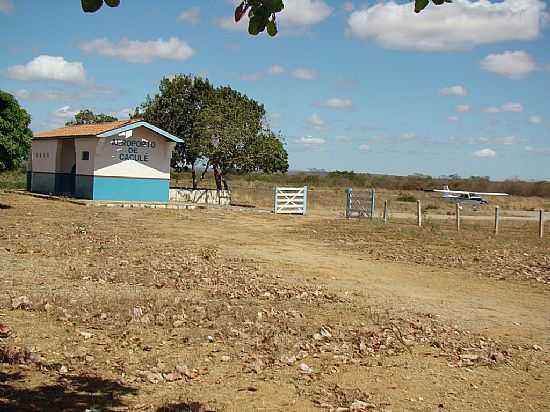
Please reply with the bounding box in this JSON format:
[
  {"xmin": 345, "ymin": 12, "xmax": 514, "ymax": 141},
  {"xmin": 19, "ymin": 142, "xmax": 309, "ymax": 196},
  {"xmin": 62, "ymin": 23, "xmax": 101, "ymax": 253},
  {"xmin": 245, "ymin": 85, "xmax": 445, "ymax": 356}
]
[
  {"xmin": 347, "ymin": 0, "xmax": 548, "ymax": 51},
  {"xmin": 439, "ymin": 85, "xmax": 467, "ymax": 96},
  {"xmin": 481, "ymin": 106, "xmax": 501, "ymax": 113},
  {"xmin": 12, "ymin": 84, "xmax": 118, "ymax": 102},
  {"xmin": 480, "ymin": 102, "xmax": 524, "ymax": 113},
  {"xmin": 54, "ymin": 106, "xmax": 78, "ymax": 119},
  {"xmin": 525, "ymin": 145, "xmax": 550, "ymax": 155},
  {"xmin": 359, "ymin": 144, "xmax": 370, "ymax": 151},
  {"xmin": 297, "ymin": 136, "xmax": 326, "ymax": 145},
  {"xmin": 528, "ymin": 115, "xmax": 544, "ymax": 124},
  {"xmin": 501, "ymin": 102, "xmax": 524, "ymax": 112},
  {"xmin": 473, "ymin": 148, "xmax": 497, "ymax": 158},
  {"xmin": 493, "ymin": 136, "xmax": 520, "ymax": 145},
  {"xmin": 291, "ymin": 67, "xmax": 319, "ymax": 80},
  {"xmin": 399, "ymin": 132, "xmax": 416, "ymax": 140},
  {"xmin": 7, "ymin": 55, "xmax": 87, "ymax": 84},
  {"xmin": 480, "ymin": 50, "xmax": 537, "ymax": 79},
  {"xmin": 318, "ymin": 98, "xmax": 353, "ymax": 109},
  {"xmin": 111, "ymin": 108, "xmax": 131, "ymax": 119},
  {"xmin": 0, "ymin": 0, "xmax": 14, "ymax": 14},
  {"xmin": 268, "ymin": 65, "xmax": 286, "ymax": 75},
  {"xmin": 455, "ymin": 104, "xmax": 470, "ymax": 113},
  {"xmin": 307, "ymin": 113, "xmax": 325, "ymax": 129},
  {"xmin": 448, "ymin": 115, "xmax": 459, "ymax": 122},
  {"xmin": 278, "ymin": 0, "xmax": 332, "ymax": 27},
  {"xmin": 80, "ymin": 37, "xmax": 194, "ymax": 64},
  {"xmin": 218, "ymin": 0, "xmax": 331, "ymax": 33},
  {"xmin": 178, "ymin": 6, "xmax": 200, "ymax": 24},
  {"xmin": 240, "ymin": 72, "xmax": 264, "ymax": 81}
]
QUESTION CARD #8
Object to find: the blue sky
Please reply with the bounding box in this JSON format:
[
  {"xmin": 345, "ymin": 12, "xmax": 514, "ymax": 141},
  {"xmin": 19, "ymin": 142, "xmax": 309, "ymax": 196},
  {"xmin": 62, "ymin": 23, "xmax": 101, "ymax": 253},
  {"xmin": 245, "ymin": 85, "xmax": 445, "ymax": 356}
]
[{"xmin": 1, "ymin": 0, "xmax": 549, "ymax": 180}]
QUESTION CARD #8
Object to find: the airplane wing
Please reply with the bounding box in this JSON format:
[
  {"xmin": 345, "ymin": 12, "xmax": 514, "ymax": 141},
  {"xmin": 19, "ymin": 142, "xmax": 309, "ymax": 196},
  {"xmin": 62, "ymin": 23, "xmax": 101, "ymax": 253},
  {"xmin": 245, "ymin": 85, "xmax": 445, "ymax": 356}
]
[
  {"xmin": 470, "ymin": 192, "xmax": 509, "ymax": 196},
  {"xmin": 424, "ymin": 189, "xmax": 470, "ymax": 194}
]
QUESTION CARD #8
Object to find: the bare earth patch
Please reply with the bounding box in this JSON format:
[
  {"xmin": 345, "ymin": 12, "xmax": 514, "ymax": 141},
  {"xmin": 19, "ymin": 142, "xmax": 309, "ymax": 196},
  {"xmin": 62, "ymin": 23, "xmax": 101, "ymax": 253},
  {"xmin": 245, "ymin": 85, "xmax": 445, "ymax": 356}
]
[{"xmin": 1, "ymin": 193, "xmax": 549, "ymax": 411}]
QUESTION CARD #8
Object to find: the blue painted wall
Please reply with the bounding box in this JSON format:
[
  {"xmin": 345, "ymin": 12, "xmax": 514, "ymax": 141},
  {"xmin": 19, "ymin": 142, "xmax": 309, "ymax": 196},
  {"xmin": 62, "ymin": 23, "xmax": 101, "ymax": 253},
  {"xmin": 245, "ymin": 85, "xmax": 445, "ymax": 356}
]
[
  {"xmin": 75, "ymin": 175, "xmax": 94, "ymax": 199},
  {"xmin": 30, "ymin": 172, "xmax": 56, "ymax": 195},
  {"xmin": 93, "ymin": 177, "xmax": 169, "ymax": 202}
]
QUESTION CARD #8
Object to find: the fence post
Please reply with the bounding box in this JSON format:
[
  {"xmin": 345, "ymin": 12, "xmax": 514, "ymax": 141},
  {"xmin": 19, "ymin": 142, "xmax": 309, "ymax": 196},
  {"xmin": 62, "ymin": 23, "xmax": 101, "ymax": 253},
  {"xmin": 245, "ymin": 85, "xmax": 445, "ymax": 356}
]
[
  {"xmin": 455, "ymin": 203, "xmax": 461, "ymax": 231},
  {"xmin": 539, "ymin": 209, "xmax": 544, "ymax": 239},
  {"xmin": 383, "ymin": 200, "xmax": 388, "ymax": 223},
  {"xmin": 417, "ymin": 200, "xmax": 422, "ymax": 227},
  {"xmin": 494, "ymin": 206, "xmax": 500, "ymax": 235},
  {"xmin": 303, "ymin": 186, "xmax": 308, "ymax": 215},
  {"xmin": 273, "ymin": 186, "xmax": 278, "ymax": 213},
  {"xmin": 370, "ymin": 189, "xmax": 376, "ymax": 219},
  {"xmin": 345, "ymin": 188, "xmax": 352, "ymax": 219}
]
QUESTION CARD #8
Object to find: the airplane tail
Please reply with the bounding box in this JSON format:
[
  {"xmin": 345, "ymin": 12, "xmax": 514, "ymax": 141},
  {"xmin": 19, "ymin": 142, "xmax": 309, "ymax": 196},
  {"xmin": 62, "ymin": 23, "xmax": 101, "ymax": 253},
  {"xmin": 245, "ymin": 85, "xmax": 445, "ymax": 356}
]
[{"xmin": 443, "ymin": 185, "xmax": 450, "ymax": 191}]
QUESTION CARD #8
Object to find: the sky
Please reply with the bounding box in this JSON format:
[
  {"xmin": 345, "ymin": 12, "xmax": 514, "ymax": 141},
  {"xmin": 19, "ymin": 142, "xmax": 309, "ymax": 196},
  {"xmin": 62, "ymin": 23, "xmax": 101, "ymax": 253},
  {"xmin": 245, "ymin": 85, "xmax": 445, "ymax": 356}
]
[{"xmin": 1, "ymin": 0, "xmax": 549, "ymax": 180}]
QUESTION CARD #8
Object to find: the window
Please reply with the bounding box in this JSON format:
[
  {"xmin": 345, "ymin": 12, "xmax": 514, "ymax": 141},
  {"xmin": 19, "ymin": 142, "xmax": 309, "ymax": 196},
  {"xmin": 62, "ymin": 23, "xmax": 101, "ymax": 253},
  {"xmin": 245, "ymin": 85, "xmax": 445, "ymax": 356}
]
[{"xmin": 82, "ymin": 151, "xmax": 90, "ymax": 161}]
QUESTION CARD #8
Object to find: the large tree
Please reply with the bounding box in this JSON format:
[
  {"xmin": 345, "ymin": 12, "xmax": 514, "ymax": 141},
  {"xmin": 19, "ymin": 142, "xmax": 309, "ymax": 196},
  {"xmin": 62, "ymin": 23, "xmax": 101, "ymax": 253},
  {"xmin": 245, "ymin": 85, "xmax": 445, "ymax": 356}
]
[
  {"xmin": 81, "ymin": 0, "xmax": 450, "ymax": 36},
  {"xmin": 0, "ymin": 91, "xmax": 33, "ymax": 171},
  {"xmin": 140, "ymin": 75, "xmax": 288, "ymax": 190},
  {"xmin": 65, "ymin": 109, "xmax": 118, "ymax": 126},
  {"xmin": 140, "ymin": 75, "xmax": 213, "ymax": 189}
]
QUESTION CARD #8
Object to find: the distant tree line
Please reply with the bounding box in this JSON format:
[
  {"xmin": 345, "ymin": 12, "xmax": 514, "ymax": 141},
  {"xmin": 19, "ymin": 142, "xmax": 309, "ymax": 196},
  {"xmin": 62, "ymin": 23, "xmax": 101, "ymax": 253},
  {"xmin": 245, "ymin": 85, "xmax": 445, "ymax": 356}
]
[{"xmin": 231, "ymin": 171, "xmax": 550, "ymax": 199}]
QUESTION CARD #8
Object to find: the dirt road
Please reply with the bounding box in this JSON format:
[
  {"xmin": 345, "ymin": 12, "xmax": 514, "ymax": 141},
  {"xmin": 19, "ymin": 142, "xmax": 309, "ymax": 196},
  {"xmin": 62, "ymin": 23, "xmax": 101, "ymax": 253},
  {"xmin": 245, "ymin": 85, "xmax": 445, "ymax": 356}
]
[{"xmin": 152, "ymin": 207, "xmax": 550, "ymax": 349}]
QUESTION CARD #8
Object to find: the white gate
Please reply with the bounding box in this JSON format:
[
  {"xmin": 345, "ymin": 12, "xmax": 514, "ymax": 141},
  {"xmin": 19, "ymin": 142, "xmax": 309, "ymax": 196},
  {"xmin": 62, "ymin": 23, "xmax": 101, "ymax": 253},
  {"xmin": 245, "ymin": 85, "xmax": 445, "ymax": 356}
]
[{"xmin": 274, "ymin": 186, "xmax": 308, "ymax": 215}]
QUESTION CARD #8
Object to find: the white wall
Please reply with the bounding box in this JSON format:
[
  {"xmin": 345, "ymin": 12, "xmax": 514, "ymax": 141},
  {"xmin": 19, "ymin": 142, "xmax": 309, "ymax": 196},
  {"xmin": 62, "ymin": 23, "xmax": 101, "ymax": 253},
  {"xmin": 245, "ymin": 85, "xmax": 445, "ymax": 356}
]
[
  {"xmin": 75, "ymin": 138, "xmax": 98, "ymax": 175},
  {"xmin": 31, "ymin": 140, "xmax": 59, "ymax": 173},
  {"xmin": 94, "ymin": 126, "xmax": 175, "ymax": 179}
]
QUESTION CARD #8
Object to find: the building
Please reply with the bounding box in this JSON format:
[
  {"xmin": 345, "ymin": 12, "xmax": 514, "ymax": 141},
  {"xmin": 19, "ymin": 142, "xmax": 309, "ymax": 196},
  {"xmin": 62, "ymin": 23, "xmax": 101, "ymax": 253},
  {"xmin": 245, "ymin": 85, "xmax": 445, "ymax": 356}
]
[{"xmin": 28, "ymin": 119, "xmax": 182, "ymax": 202}]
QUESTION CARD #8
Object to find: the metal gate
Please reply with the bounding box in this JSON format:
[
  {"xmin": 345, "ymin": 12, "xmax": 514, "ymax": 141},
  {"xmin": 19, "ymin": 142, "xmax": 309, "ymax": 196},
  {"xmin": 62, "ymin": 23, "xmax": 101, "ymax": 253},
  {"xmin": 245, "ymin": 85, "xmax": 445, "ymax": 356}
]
[
  {"xmin": 345, "ymin": 188, "xmax": 375, "ymax": 218},
  {"xmin": 274, "ymin": 186, "xmax": 308, "ymax": 215}
]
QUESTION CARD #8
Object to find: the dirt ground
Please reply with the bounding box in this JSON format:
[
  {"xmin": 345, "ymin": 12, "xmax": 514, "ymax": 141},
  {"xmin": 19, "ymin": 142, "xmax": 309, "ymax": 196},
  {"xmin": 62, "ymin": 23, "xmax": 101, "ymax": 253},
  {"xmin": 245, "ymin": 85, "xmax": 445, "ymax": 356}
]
[{"xmin": 0, "ymin": 192, "xmax": 549, "ymax": 412}]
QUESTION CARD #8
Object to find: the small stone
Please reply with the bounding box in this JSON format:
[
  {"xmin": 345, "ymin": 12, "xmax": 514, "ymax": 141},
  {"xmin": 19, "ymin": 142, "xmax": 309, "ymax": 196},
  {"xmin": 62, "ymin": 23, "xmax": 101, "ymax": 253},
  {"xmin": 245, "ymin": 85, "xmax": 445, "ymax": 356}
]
[
  {"xmin": 79, "ymin": 331, "xmax": 93, "ymax": 339},
  {"xmin": 163, "ymin": 372, "xmax": 182, "ymax": 382},
  {"xmin": 207, "ymin": 335, "xmax": 215, "ymax": 342},
  {"xmin": 220, "ymin": 355, "xmax": 231, "ymax": 362},
  {"xmin": 298, "ymin": 363, "xmax": 313, "ymax": 374},
  {"xmin": 350, "ymin": 400, "xmax": 376, "ymax": 410},
  {"xmin": 11, "ymin": 296, "xmax": 31, "ymax": 310},
  {"xmin": 532, "ymin": 344, "xmax": 543, "ymax": 351},
  {"xmin": 59, "ymin": 365, "xmax": 68, "ymax": 374}
]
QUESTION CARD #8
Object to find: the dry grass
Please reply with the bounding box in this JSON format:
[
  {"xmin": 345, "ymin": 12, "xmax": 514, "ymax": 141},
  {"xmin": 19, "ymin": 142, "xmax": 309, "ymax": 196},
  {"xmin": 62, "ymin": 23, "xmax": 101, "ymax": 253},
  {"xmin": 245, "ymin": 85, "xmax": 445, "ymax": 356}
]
[{"xmin": 1, "ymin": 193, "xmax": 549, "ymax": 411}]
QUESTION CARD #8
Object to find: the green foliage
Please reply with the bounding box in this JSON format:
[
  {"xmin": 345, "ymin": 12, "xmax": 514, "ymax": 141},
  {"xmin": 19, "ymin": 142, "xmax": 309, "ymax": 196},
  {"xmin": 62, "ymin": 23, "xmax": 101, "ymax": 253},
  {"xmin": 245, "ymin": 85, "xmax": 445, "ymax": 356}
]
[
  {"xmin": 328, "ymin": 170, "xmax": 357, "ymax": 179},
  {"xmin": 141, "ymin": 75, "xmax": 213, "ymax": 175},
  {"xmin": 141, "ymin": 74, "xmax": 288, "ymax": 190},
  {"xmin": 81, "ymin": 0, "xmax": 119, "ymax": 13},
  {"xmin": 0, "ymin": 91, "xmax": 32, "ymax": 171},
  {"xmin": 82, "ymin": 0, "xmax": 451, "ymax": 35},
  {"xmin": 65, "ymin": 109, "xmax": 118, "ymax": 126}
]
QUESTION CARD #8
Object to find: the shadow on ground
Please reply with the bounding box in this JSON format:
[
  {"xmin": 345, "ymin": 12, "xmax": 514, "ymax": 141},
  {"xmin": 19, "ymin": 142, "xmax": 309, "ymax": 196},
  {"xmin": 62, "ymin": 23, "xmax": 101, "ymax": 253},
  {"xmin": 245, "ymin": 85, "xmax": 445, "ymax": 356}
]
[{"xmin": 0, "ymin": 370, "xmax": 138, "ymax": 411}]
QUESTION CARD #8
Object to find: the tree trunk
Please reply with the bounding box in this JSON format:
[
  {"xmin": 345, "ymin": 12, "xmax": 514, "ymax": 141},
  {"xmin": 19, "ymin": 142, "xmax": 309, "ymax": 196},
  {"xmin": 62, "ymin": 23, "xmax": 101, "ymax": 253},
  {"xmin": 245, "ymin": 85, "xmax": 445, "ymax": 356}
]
[
  {"xmin": 213, "ymin": 163, "xmax": 223, "ymax": 191},
  {"xmin": 191, "ymin": 161, "xmax": 197, "ymax": 189}
]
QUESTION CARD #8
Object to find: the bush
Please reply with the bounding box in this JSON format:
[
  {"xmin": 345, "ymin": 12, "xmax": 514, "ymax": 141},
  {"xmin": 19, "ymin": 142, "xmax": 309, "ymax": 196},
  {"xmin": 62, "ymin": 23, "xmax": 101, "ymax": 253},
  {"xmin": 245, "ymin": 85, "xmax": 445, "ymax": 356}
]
[{"xmin": 396, "ymin": 193, "xmax": 417, "ymax": 202}]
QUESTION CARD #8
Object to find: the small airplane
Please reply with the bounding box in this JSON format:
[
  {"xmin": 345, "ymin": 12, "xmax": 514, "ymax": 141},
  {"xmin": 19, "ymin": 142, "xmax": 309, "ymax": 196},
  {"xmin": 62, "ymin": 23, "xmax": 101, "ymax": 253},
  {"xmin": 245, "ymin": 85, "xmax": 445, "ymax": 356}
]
[{"xmin": 424, "ymin": 186, "xmax": 509, "ymax": 206}]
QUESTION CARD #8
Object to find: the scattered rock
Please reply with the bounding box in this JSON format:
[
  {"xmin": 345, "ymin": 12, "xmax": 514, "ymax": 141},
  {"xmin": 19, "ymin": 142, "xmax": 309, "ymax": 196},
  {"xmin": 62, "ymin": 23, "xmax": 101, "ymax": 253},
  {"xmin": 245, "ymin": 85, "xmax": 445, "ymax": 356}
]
[
  {"xmin": 299, "ymin": 362, "xmax": 313, "ymax": 374},
  {"xmin": 0, "ymin": 323, "xmax": 11, "ymax": 338},
  {"xmin": 11, "ymin": 296, "xmax": 31, "ymax": 310},
  {"xmin": 350, "ymin": 400, "xmax": 376, "ymax": 410}
]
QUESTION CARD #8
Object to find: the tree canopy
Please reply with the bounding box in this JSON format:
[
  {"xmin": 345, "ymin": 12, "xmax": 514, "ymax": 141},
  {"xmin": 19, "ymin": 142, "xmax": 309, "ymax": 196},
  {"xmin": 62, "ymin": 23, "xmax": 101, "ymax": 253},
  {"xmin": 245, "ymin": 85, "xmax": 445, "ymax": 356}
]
[
  {"xmin": 65, "ymin": 109, "xmax": 118, "ymax": 126},
  {"xmin": 0, "ymin": 91, "xmax": 33, "ymax": 172},
  {"xmin": 140, "ymin": 74, "xmax": 288, "ymax": 190},
  {"xmin": 81, "ymin": 0, "xmax": 451, "ymax": 36}
]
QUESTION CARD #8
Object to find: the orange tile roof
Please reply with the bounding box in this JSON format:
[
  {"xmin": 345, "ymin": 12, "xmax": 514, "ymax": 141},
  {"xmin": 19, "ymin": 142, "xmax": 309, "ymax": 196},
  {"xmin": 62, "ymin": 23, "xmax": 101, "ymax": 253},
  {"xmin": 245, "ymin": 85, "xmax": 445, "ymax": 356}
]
[{"xmin": 34, "ymin": 119, "xmax": 140, "ymax": 139}]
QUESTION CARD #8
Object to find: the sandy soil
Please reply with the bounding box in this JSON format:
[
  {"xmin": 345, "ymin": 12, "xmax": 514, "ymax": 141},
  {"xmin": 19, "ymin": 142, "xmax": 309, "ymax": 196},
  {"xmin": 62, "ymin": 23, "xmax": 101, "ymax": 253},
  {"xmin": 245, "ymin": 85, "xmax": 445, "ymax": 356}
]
[{"xmin": 0, "ymin": 193, "xmax": 549, "ymax": 412}]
